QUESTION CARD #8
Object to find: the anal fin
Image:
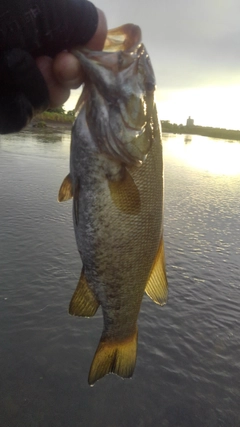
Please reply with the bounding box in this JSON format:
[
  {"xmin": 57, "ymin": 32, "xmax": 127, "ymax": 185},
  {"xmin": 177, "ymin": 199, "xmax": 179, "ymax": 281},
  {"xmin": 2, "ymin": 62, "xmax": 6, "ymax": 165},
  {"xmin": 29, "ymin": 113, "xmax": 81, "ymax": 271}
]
[
  {"xmin": 88, "ymin": 327, "xmax": 138, "ymax": 385},
  {"xmin": 145, "ymin": 237, "xmax": 168, "ymax": 305},
  {"xmin": 69, "ymin": 269, "xmax": 99, "ymax": 317}
]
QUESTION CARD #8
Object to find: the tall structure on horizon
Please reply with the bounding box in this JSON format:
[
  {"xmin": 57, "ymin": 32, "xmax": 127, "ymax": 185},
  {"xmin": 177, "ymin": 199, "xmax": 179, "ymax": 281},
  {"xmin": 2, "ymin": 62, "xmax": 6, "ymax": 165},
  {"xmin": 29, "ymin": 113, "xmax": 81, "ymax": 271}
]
[{"xmin": 186, "ymin": 116, "xmax": 194, "ymax": 127}]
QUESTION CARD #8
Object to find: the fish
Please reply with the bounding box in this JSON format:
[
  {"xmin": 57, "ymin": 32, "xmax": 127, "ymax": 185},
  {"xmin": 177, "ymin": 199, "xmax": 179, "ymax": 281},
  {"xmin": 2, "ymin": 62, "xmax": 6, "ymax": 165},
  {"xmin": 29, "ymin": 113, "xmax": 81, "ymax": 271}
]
[{"xmin": 58, "ymin": 24, "xmax": 168, "ymax": 385}]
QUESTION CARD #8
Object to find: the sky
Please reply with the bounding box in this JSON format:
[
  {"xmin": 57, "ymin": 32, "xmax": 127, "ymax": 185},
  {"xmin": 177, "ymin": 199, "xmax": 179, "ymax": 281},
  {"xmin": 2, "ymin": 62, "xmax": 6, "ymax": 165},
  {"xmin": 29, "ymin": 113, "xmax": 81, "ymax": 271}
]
[{"xmin": 64, "ymin": 0, "xmax": 240, "ymax": 130}]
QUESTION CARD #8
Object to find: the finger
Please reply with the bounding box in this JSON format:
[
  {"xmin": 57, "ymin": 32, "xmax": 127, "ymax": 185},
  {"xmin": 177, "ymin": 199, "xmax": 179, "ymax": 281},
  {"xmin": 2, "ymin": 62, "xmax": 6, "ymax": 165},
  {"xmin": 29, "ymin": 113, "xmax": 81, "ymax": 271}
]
[
  {"xmin": 52, "ymin": 52, "xmax": 84, "ymax": 89},
  {"xmin": 85, "ymin": 9, "xmax": 107, "ymax": 51},
  {"xmin": 36, "ymin": 56, "xmax": 70, "ymax": 108}
]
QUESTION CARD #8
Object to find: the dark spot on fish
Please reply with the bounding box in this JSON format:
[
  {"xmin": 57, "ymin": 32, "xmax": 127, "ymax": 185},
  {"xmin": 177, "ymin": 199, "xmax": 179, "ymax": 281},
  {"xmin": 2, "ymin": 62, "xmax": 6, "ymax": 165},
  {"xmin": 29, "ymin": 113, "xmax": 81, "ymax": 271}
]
[
  {"xmin": 145, "ymin": 82, "xmax": 155, "ymax": 92},
  {"xmin": 118, "ymin": 52, "xmax": 124, "ymax": 68},
  {"xmin": 73, "ymin": 178, "xmax": 80, "ymax": 226}
]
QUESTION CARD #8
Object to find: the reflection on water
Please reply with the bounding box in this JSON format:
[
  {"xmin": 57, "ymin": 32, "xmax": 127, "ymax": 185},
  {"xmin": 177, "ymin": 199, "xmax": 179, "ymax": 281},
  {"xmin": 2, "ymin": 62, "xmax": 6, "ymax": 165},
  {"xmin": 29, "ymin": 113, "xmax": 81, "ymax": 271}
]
[
  {"xmin": 163, "ymin": 133, "xmax": 240, "ymax": 175},
  {"xmin": 184, "ymin": 135, "xmax": 192, "ymax": 144},
  {"xmin": 32, "ymin": 130, "xmax": 64, "ymax": 144},
  {"xmin": 0, "ymin": 130, "xmax": 240, "ymax": 426},
  {"xmin": 0, "ymin": 128, "xmax": 71, "ymax": 158}
]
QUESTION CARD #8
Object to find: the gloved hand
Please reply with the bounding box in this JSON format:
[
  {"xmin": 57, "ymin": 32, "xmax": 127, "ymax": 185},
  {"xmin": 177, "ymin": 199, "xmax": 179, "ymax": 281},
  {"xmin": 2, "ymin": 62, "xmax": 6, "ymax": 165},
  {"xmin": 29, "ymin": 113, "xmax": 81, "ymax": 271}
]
[{"xmin": 0, "ymin": 0, "xmax": 107, "ymax": 133}]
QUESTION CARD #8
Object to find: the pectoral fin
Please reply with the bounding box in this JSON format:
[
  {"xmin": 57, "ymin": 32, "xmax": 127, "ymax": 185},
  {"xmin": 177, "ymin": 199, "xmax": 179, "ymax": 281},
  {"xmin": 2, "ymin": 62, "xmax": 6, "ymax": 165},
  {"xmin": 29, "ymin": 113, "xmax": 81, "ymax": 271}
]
[
  {"xmin": 58, "ymin": 174, "xmax": 73, "ymax": 202},
  {"xmin": 88, "ymin": 327, "xmax": 138, "ymax": 386},
  {"xmin": 69, "ymin": 269, "xmax": 99, "ymax": 317},
  {"xmin": 145, "ymin": 237, "xmax": 168, "ymax": 305},
  {"xmin": 108, "ymin": 168, "xmax": 140, "ymax": 215}
]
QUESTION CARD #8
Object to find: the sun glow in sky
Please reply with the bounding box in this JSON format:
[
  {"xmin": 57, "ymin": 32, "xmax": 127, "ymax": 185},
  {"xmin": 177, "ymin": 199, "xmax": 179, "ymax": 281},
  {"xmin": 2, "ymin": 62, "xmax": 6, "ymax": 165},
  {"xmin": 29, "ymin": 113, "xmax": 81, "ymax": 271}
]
[
  {"xmin": 156, "ymin": 85, "xmax": 240, "ymax": 130},
  {"xmin": 64, "ymin": 0, "xmax": 240, "ymax": 131},
  {"xmin": 64, "ymin": 90, "xmax": 81, "ymax": 113},
  {"xmin": 65, "ymin": 83, "xmax": 240, "ymax": 131}
]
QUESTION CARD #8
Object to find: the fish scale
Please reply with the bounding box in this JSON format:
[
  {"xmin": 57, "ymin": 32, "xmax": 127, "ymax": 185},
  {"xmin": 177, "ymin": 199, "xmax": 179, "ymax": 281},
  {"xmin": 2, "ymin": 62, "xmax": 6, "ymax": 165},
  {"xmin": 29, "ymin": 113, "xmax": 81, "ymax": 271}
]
[{"xmin": 58, "ymin": 24, "xmax": 168, "ymax": 385}]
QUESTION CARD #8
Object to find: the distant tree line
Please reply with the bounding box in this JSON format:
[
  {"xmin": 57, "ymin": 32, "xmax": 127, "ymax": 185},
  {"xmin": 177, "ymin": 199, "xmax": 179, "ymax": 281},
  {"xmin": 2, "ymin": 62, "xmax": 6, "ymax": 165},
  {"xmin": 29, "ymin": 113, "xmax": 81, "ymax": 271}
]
[
  {"xmin": 33, "ymin": 107, "xmax": 76, "ymax": 126},
  {"xmin": 33, "ymin": 111, "xmax": 240, "ymax": 142},
  {"xmin": 47, "ymin": 107, "xmax": 75, "ymax": 116},
  {"xmin": 161, "ymin": 120, "xmax": 240, "ymax": 142}
]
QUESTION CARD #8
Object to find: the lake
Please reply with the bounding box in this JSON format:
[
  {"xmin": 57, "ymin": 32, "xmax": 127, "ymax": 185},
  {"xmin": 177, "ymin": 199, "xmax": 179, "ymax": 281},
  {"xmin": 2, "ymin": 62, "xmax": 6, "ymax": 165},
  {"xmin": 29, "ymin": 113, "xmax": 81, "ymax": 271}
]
[{"xmin": 0, "ymin": 129, "xmax": 240, "ymax": 427}]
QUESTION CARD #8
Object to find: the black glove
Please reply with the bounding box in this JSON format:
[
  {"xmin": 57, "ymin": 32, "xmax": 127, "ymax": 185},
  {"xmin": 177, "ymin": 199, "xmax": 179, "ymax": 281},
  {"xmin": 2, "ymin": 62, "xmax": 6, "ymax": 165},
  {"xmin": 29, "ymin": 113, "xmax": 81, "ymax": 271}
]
[{"xmin": 0, "ymin": 0, "xmax": 98, "ymax": 133}]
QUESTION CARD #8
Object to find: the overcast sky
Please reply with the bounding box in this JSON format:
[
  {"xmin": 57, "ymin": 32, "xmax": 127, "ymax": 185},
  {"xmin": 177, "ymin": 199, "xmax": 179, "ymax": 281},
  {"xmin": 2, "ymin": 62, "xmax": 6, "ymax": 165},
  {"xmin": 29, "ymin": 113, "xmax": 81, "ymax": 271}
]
[{"xmin": 65, "ymin": 0, "xmax": 240, "ymax": 129}]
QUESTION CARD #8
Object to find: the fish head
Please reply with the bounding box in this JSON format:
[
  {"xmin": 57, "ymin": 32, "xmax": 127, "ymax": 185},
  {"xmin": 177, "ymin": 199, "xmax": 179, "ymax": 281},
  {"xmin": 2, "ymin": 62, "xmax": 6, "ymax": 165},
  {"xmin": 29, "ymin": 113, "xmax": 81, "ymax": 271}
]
[{"xmin": 72, "ymin": 24, "xmax": 158, "ymax": 167}]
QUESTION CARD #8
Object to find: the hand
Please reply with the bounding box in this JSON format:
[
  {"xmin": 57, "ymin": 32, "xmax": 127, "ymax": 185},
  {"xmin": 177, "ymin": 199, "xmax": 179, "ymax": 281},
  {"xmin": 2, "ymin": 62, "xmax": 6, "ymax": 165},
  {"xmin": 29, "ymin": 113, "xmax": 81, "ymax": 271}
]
[
  {"xmin": 36, "ymin": 9, "xmax": 107, "ymax": 108},
  {"xmin": 0, "ymin": 1, "xmax": 107, "ymax": 133}
]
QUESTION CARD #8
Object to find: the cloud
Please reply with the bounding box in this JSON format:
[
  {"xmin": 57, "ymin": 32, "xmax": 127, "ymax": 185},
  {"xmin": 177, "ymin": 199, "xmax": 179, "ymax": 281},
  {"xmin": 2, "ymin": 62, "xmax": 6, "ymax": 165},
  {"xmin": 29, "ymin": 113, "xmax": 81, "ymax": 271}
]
[
  {"xmin": 94, "ymin": 0, "xmax": 240, "ymax": 90},
  {"xmin": 65, "ymin": 1, "xmax": 240, "ymax": 128}
]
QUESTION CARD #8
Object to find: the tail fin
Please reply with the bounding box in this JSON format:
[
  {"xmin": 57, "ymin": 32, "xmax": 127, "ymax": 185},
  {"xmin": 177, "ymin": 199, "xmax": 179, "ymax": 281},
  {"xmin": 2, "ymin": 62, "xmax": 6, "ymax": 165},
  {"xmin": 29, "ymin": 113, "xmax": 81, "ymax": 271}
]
[{"xmin": 88, "ymin": 328, "xmax": 138, "ymax": 385}]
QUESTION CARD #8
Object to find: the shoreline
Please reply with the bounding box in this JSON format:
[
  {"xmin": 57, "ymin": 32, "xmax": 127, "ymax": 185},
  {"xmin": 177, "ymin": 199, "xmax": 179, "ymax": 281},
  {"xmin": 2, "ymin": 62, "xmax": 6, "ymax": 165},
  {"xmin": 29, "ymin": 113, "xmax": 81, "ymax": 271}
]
[
  {"xmin": 161, "ymin": 121, "xmax": 240, "ymax": 142},
  {"xmin": 30, "ymin": 118, "xmax": 72, "ymax": 131},
  {"xmin": 31, "ymin": 115, "xmax": 240, "ymax": 142}
]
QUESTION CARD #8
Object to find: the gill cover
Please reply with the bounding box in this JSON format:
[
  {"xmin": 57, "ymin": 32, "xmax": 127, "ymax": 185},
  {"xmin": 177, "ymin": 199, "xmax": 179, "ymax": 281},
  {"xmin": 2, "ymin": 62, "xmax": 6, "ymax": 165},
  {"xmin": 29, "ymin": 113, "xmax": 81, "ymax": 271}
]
[{"xmin": 72, "ymin": 24, "xmax": 156, "ymax": 167}]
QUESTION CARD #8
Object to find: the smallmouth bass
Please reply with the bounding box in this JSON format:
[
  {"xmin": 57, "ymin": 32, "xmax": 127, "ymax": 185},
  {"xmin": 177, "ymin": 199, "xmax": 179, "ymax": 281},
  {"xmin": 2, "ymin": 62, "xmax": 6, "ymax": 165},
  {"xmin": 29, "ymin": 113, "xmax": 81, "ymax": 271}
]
[{"xmin": 58, "ymin": 24, "xmax": 168, "ymax": 385}]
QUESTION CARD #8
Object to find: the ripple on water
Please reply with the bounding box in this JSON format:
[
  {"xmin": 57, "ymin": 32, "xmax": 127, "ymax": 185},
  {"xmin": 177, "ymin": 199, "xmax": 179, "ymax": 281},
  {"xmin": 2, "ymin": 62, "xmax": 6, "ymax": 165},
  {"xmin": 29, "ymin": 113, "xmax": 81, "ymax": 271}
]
[{"xmin": 1, "ymin": 132, "xmax": 240, "ymax": 426}]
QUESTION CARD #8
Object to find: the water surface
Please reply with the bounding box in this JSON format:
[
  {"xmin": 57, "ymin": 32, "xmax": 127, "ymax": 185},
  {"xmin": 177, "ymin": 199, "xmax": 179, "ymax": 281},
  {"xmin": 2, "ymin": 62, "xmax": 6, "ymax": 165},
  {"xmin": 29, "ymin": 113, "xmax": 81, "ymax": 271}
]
[{"xmin": 0, "ymin": 130, "xmax": 240, "ymax": 427}]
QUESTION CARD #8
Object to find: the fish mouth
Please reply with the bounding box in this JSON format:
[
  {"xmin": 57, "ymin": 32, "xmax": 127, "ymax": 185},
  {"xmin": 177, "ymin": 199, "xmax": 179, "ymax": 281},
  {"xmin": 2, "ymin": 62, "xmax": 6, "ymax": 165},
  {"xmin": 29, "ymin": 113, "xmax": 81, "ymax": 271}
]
[
  {"xmin": 103, "ymin": 24, "xmax": 142, "ymax": 53},
  {"xmin": 72, "ymin": 24, "xmax": 143, "ymax": 72}
]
